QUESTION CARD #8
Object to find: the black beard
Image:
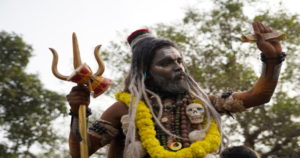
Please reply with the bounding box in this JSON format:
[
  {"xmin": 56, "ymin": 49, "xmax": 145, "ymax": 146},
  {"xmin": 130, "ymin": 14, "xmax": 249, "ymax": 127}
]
[{"xmin": 147, "ymin": 72, "xmax": 189, "ymax": 96}]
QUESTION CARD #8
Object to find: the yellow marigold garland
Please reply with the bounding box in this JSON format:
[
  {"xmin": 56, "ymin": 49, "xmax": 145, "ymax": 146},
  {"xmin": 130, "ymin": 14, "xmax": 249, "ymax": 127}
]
[{"xmin": 115, "ymin": 91, "xmax": 221, "ymax": 158}]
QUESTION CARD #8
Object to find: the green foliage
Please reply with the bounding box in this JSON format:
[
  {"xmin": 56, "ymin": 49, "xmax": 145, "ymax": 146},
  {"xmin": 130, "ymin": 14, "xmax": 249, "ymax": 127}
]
[
  {"xmin": 0, "ymin": 31, "xmax": 67, "ymax": 157},
  {"xmin": 101, "ymin": 0, "xmax": 300, "ymax": 157},
  {"xmin": 0, "ymin": 144, "xmax": 17, "ymax": 158}
]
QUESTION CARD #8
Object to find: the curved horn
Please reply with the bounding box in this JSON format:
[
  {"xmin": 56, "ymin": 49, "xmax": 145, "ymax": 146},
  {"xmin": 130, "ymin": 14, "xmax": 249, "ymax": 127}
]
[
  {"xmin": 94, "ymin": 45, "xmax": 105, "ymax": 76},
  {"xmin": 72, "ymin": 32, "xmax": 82, "ymax": 69},
  {"xmin": 49, "ymin": 48, "xmax": 69, "ymax": 80}
]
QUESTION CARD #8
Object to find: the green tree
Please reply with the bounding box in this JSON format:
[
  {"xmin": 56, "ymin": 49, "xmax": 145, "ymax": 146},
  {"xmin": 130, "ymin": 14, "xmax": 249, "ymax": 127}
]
[
  {"xmin": 102, "ymin": 0, "xmax": 300, "ymax": 157},
  {"xmin": 0, "ymin": 31, "xmax": 67, "ymax": 157}
]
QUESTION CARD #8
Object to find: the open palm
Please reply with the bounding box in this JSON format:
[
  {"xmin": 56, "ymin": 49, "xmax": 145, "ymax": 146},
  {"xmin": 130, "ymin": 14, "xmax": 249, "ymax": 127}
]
[{"xmin": 252, "ymin": 21, "xmax": 282, "ymax": 57}]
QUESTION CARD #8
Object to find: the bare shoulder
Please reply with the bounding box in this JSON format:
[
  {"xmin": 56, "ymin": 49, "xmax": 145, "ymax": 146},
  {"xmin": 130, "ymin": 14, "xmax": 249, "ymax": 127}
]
[{"xmin": 100, "ymin": 101, "xmax": 128, "ymax": 128}]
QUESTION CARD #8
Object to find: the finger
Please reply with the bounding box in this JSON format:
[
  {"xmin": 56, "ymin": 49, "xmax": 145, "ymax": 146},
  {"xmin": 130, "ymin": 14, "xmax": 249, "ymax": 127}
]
[
  {"xmin": 68, "ymin": 88, "xmax": 89, "ymax": 95},
  {"xmin": 67, "ymin": 97, "xmax": 90, "ymax": 105},
  {"xmin": 260, "ymin": 22, "xmax": 269, "ymax": 33},
  {"xmin": 72, "ymin": 85, "xmax": 86, "ymax": 90},
  {"xmin": 66, "ymin": 92, "xmax": 90, "ymax": 103},
  {"xmin": 270, "ymin": 40, "xmax": 280, "ymax": 45},
  {"xmin": 257, "ymin": 22, "xmax": 267, "ymax": 33},
  {"xmin": 70, "ymin": 99, "xmax": 90, "ymax": 104},
  {"xmin": 252, "ymin": 21, "xmax": 260, "ymax": 33},
  {"xmin": 255, "ymin": 32, "xmax": 265, "ymax": 42},
  {"xmin": 71, "ymin": 85, "xmax": 81, "ymax": 92},
  {"xmin": 71, "ymin": 85, "xmax": 89, "ymax": 93},
  {"xmin": 262, "ymin": 23, "xmax": 272, "ymax": 33},
  {"xmin": 271, "ymin": 40, "xmax": 282, "ymax": 52},
  {"xmin": 265, "ymin": 26, "xmax": 272, "ymax": 33},
  {"xmin": 68, "ymin": 94, "xmax": 90, "ymax": 100},
  {"xmin": 255, "ymin": 32, "xmax": 267, "ymax": 50}
]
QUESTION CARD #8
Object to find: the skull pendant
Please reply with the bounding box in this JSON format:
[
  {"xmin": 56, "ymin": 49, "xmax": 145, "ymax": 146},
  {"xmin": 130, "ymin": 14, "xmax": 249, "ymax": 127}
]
[{"xmin": 186, "ymin": 103, "xmax": 205, "ymax": 124}]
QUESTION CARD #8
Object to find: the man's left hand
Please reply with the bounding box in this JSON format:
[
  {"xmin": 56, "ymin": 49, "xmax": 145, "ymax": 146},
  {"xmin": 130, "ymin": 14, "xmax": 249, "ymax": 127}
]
[{"xmin": 252, "ymin": 21, "xmax": 282, "ymax": 57}]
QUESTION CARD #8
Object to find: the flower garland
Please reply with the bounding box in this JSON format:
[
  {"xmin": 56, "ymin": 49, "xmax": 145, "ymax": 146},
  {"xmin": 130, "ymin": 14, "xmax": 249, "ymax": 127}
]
[{"xmin": 115, "ymin": 92, "xmax": 221, "ymax": 158}]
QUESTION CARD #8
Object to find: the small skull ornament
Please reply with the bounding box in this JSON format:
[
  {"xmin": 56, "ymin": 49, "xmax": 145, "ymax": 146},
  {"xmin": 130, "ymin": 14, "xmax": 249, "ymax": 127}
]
[{"xmin": 186, "ymin": 103, "xmax": 205, "ymax": 124}]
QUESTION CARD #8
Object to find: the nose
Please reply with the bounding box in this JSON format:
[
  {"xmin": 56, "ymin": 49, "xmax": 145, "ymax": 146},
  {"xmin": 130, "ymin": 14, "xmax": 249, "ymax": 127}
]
[{"xmin": 174, "ymin": 62, "xmax": 184, "ymax": 72}]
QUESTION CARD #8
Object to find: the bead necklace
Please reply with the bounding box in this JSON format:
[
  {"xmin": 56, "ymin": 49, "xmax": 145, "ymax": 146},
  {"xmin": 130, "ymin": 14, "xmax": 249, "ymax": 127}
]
[{"xmin": 152, "ymin": 94, "xmax": 194, "ymax": 151}]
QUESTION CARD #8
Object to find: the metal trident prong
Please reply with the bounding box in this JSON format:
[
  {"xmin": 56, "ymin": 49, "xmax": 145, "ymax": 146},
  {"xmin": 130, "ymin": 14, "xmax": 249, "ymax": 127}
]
[
  {"xmin": 49, "ymin": 32, "xmax": 106, "ymax": 79},
  {"xmin": 72, "ymin": 32, "xmax": 82, "ymax": 69},
  {"xmin": 94, "ymin": 45, "xmax": 105, "ymax": 76},
  {"xmin": 49, "ymin": 48, "xmax": 68, "ymax": 81}
]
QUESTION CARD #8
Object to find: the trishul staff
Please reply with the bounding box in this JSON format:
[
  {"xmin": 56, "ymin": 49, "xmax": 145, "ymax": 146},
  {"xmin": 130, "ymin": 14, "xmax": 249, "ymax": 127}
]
[{"xmin": 49, "ymin": 33, "xmax": 111, "ymax": 158}]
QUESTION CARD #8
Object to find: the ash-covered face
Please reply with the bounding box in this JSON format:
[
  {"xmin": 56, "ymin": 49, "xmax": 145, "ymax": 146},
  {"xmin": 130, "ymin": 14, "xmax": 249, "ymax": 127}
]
[{"xmin": 149, "ymin": 46, "xmax": 189, "ymax": 94}]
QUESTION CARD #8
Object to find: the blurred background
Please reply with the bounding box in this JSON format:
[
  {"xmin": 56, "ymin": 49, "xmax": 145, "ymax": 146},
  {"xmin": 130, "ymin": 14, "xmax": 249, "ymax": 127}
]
[{"xmin": 0, "ymin": 0, "xmax": 299, "ymax": 157}]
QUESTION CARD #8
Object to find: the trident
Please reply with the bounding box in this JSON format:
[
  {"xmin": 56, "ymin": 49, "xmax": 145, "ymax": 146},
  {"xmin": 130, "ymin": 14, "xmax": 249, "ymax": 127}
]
[{"xmin": 49, "ymin": 33, "xmax": 111, "ymax": 158}]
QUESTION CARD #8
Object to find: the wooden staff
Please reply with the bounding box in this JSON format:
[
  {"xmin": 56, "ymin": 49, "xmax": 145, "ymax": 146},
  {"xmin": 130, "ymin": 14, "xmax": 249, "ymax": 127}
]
[{"xmin": 49, "ymin": 33, "xmax": 106, "ymax": 158}]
